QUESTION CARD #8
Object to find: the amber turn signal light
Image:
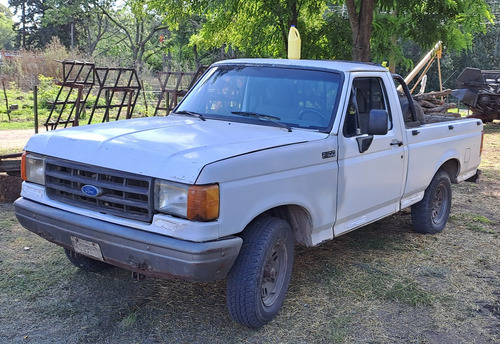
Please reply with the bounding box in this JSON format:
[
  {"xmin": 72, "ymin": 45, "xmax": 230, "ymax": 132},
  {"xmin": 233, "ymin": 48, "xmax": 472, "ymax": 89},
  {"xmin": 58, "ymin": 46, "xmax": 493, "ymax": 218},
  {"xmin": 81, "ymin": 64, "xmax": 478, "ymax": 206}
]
[{"xmin": 187, "ymin": 184, "xmax": 220, "ymax": 221}]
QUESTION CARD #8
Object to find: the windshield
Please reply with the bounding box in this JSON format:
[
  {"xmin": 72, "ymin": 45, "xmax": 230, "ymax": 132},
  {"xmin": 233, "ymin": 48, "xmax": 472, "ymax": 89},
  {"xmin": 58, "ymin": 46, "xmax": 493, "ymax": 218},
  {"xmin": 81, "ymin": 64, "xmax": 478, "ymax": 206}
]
[{"xmin": 176, "ymin": 64, "xmax": 342, "ymax": 132}]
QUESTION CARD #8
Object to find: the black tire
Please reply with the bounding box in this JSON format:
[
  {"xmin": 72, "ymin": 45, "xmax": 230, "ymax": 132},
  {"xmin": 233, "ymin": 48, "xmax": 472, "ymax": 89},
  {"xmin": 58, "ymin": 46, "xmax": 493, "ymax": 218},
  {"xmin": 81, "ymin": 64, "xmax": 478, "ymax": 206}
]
[
  {"xmin": 411, "ymin": 170, "xmax": 452, "ymax": 234},
  {"xmin": 64, "ymin": 248, "xmax": 111, "ymax": 272},
  {"xmin": 226, "ymin": 217, "xmax": 294, "ymax": 328}
]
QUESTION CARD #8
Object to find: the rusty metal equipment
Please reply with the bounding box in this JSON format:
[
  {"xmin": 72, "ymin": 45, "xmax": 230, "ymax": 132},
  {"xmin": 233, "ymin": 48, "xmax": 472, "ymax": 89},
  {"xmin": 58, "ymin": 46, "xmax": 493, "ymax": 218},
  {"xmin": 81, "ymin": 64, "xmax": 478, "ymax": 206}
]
[
  {"xmin": 45, "ymin": 61, "xmax": 95, "ymax": 130},
  {"xmin": 44, "ymin": 61, "xmax": 142, "ymax": 130},
  {"xmin": 154, "ymin": 66, "xmax": 206, "ymax": 116},
  {"xmin": 0, "ymin": 152, "xmax": 22, "ymax": 176},
  {"xmin": 43, "ymin": 60, "xmax": 208, "ymax": 131},
  {"xmin": 87, "ymin": 67, "xmax": 141, "ymax": 123},
  {"xmin": 452, "ymin": 67, "xmax": 500, "ymax": 122},
  {"xmin": 3, "ymin": 62, "xmax": 205, "ymax": 177}
]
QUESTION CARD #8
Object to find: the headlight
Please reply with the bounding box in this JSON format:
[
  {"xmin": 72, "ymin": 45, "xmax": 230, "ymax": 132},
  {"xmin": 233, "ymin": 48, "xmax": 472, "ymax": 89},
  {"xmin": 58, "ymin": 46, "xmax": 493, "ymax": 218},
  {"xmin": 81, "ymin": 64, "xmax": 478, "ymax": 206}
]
[
  {"xmin": 154, "ymin": 180, "xmax": 219, "ymax": 221},
  {"xmin": 21, "ymin": 152, "xmax": 45, "ymax": 185},
  {"xmin": 155, "ymin": 180, "xmax": 189, "ymax": 218}
]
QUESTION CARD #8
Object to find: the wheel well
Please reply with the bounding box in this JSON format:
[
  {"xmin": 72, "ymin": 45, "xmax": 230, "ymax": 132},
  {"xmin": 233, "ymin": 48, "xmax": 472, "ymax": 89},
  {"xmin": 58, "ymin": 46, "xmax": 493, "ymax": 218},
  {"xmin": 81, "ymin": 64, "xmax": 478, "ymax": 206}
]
[
  {"xmin": 254, "ymin": 205, "xmax": 313, "ymax": 246},
  {"xmin": 438, "ymin": 159, "xmax": 460, "ymax": 184}
]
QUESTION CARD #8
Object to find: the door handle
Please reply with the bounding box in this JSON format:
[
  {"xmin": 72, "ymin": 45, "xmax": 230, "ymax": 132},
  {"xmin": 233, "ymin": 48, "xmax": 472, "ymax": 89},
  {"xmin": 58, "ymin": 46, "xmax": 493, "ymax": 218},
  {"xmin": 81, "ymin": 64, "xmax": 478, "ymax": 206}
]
[{"xmin": 390, "ymin": 139, "xmax": 403, "ymax": 147}]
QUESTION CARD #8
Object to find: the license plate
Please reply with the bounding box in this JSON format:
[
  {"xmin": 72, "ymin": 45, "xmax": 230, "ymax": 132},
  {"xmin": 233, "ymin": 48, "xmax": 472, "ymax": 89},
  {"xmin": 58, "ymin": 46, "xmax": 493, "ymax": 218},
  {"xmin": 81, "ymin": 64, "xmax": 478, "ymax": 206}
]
[{"xmin": 70, "ymin": 236, "xmax": 104, "ymax": 261}]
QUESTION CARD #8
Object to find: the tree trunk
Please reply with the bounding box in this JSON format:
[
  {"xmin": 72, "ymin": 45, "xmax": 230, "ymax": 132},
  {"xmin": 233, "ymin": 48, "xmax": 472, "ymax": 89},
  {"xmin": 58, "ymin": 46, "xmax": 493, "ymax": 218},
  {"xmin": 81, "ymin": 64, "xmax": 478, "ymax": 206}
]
[
  {"xmin": 283, "ymin": 0, "xmax": 299, "ymax": 54},
  {"xmin": 345, "ymin": 0, "xmax": 376, "ymax": 61},
  {"xmin": 289, "ymin": 1, "xmax": 298, "ymax": 27},
  {"xmin": 388, "ymin": 36, "xmax": 397, "ymax": 73},
  {"xmin": 166, "ymin": 28, "xmax": 172, "ymax": 72},
  {"xmin": 193, "ymin": 44, "xmax": 200, "ymax": 68},
  {"xmin": 21, "ymin": 1, "xmax": 26, "ymax": 49}
]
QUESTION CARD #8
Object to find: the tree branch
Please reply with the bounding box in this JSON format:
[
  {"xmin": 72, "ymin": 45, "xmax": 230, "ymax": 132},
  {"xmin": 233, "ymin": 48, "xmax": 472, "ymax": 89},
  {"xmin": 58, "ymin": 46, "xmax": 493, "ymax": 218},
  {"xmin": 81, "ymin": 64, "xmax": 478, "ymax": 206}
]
[{"xmin": 97, "ymin": 4, "xmax": 134, "ymax": 47}]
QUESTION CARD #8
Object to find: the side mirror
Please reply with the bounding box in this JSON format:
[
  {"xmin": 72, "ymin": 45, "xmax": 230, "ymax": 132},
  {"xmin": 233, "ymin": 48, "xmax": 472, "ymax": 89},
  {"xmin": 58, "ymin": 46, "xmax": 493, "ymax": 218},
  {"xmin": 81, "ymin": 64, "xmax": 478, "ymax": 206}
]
[
  {"xmin": 356, "ymin": 110, "xmax": 389, "ymax": 153},
  {"xmin": 367, "ymin": 109, "xmax": 388, "ymax": 136}
]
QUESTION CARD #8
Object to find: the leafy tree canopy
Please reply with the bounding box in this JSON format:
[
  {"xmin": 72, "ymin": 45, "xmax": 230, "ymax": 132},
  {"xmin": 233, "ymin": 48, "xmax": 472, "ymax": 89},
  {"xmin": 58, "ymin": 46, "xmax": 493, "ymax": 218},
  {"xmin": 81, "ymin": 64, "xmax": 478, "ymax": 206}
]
[
  {"xmin": 0, "ymin": 4, "xmax": 15, "ymax": 50},
  {"xmin": 2, "ymin": 0, "xmax": 496, "ymax": 76},
  {"xmin": 371, "ymin": 0, "xmax": 494, "ymax": 68},
  {"xmin": 328, "ymin": 0, "xmax": 493, "ymax": 63}
]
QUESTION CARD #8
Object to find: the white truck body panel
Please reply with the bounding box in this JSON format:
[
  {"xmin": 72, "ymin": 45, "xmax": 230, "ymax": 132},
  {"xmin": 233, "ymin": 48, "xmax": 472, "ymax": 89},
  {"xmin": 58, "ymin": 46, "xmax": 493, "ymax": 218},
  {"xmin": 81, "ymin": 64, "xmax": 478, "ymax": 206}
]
[
  {"xmin": 404, "ymin": 120, "xmax": 483, "ymax": 195},
  {"xmin": 198, "ymin": 136, "xmax": 339, "ymax": 245},
  {"xmin": 16, "ymin": 58, "xmax": 483, "ymax": 272},
  {"xmin": 25, "ymin": 116, "xmax": 324, "ymax": 184},
  {"xmin": 14, "ymin": 58, "xmax": 484, "ymax": 328},
  {"xmin": 334, "ymin": 70, "xmax": 408, "ymax": 236}
]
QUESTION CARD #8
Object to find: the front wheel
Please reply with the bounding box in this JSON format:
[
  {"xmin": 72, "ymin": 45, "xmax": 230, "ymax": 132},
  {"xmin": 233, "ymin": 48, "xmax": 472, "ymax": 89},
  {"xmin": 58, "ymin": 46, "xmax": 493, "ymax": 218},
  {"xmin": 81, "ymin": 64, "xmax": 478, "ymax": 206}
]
[
  {"xmin": 226, "ymin": 217, "xmax": 294, "ymax": 328},
  {"xmin": 411, "ymin": 170, "xmax": 452, "ymax": 234}
]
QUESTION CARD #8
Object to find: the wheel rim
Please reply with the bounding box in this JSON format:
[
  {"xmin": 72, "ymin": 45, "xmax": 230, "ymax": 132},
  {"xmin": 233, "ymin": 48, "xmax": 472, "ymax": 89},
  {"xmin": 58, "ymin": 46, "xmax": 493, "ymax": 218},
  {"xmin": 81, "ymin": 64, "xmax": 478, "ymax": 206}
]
[
  {"xmin": 261, "ymin": 239, "xmax": 288, "ymax": 307},
  {"xmin": 431, "ymin": 182, "xmax": 449, "ymax": 225}
]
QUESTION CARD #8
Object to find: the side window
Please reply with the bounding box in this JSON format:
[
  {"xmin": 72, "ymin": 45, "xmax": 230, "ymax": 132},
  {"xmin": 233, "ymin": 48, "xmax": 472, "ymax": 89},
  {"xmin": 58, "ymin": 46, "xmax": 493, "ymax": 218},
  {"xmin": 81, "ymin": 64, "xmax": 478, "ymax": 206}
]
[{"xmin": 343, "ymin": 77, "xmax": 392, "ymax": 137}]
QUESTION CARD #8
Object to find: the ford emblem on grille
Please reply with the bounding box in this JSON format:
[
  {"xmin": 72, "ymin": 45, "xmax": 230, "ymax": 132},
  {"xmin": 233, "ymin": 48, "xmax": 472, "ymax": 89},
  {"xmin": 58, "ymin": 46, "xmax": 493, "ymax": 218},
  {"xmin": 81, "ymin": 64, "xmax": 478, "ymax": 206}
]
[{"xmin": 81, "ymin": 185, "xmax": 103, "ymax": 197}]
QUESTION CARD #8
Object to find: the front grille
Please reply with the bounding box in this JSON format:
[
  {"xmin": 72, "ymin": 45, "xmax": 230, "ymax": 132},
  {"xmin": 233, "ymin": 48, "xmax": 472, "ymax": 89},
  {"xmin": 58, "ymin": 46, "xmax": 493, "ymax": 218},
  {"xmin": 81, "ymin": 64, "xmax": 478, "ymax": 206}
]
[{"xmin": 45, "ymin": 158, "xmax": 154, "ymax": 222}]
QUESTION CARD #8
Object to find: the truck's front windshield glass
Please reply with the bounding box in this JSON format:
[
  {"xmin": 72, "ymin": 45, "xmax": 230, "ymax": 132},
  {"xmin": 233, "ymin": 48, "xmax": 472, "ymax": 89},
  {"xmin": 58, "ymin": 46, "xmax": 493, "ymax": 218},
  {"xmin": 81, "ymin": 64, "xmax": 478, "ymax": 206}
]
[{"xmin": 176, "ymin": 65, "xmax": 342, "ymax": 132}]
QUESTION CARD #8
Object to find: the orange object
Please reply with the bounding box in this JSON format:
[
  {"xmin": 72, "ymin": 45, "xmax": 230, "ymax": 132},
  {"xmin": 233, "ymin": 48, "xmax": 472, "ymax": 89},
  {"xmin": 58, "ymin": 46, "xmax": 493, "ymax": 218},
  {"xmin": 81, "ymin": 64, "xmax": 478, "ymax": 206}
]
[
  {"xmin": 187, "ymin": 184, "xmax": 220, "ymax": 221},
  {"xmin": 21, "ymin": 151, "xmax": 27, "ymax": 180}
]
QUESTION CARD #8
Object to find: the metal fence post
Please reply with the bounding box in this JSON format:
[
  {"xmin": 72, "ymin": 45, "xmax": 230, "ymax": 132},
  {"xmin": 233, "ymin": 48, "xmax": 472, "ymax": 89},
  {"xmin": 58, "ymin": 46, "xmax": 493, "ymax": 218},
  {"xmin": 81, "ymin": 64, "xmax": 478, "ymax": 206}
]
[{"xmin": 34, "ymin": 85, "xmax": 38, "ymax": 134}]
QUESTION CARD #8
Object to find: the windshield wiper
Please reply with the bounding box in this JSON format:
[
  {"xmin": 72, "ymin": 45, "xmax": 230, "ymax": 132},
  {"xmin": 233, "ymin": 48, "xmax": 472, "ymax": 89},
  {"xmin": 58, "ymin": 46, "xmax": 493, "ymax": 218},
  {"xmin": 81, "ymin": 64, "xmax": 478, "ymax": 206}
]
[
  {"xmin": 232, "ymin": 111, "xmax": 280, "ymax": 121},
  {"xmin": 231, "ymin": 111, "xmax": 292, "ymax": 132},
  {"xmin": 173, "ymin": 110, "xmax": 206, "ymax": 121}
]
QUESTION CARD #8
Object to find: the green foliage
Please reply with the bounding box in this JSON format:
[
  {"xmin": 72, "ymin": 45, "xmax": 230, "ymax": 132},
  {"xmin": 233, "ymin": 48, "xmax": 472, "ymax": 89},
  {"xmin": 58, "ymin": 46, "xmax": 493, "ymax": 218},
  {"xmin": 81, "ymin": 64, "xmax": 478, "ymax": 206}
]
[
  {"xmin": 0, "ymin": 6, "xmax": 15, "ymax": 50},
  {"xmin": 450, "ymin": 213, "xmax": 495, "ymax": 234},
  {"xmin": 1, "ymin": 0, "xmax": 496, "ymax": 87},
  {"xmin": 368, "ymin": 0, "xmax": 493, "ymax": 69},
  {"xmin": 371, "ymin": 11, "xmax": 413, "ymax": 70},
  {"xmin": 313, "ymin": 9, "xmax": 352, "ymax": 60},
  {"xmin": 94, "ymin": 1, "xmax": 167, "ymax": 74},
  {"xmin": 0, "ymin": 84, "xmax": 38, "ymax": 130},
  {"xmin": 37, "ymin": 75, "xmax": 60, "ymax": 109},
  {"xmin": 187, "ymin": 0, "xmax": 351, "ymax": 60},
  {"xmin": 401, "ymin": 0, "xmax": 492, "ymax": 51}
]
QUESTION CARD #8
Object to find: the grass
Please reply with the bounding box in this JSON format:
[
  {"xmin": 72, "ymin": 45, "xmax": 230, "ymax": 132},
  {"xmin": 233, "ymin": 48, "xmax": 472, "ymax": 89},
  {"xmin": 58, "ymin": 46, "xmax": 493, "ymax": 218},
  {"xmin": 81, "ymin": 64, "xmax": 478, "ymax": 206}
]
[
  {"xmin": 0, "ymin": 147, "xmax": 23, "ymax": 156},
  {"xmin": 450, "ymin": 213, "xmax": 495, "ymax": 234},
  {"xmin": 0, "ymin": 223, "xmax": 73, "ymax": 300},
  {"xmin": 329, "ymin": 262, "xmax": 434, "ymax": 307},
  {"xmin": 0, "ymin": 122, "xmax": 499, "ymax": 343},
  {"xmin": 119, "ymin": 312, "xmax": 138, "ymax": 328},
  {"xmin": 479, "ymin": 123, "xmax": 500, "ymax": 180},
  {"xmin": 0, "ymin": 81, "xmax": 159, "ymax": 132},
  {"xmin": 0, "ymin": 122, "xmax": 34, "ymax": 130}
]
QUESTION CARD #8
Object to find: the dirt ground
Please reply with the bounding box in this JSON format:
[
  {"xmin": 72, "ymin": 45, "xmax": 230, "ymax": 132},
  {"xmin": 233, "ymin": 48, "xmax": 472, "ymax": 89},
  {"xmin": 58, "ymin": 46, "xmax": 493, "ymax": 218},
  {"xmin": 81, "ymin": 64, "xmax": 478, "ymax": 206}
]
[
  {"xmin": 0, "ymin": 122, "xmax": 499, "ymax": 343},
  {"xmin": 0, "ymin": 128, "xmax": 39, "ymax": 152},
  {"xmin": 0, "ymin": 128, "xmax": 38, "ymax": 202}
]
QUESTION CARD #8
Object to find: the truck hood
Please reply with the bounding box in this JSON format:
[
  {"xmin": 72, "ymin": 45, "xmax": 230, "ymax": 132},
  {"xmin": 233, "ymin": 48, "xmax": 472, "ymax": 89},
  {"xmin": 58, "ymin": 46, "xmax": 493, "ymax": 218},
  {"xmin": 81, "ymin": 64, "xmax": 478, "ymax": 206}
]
[{"xmin": 25, "ymin": 116, "xmax": 328, "ymax": 183}]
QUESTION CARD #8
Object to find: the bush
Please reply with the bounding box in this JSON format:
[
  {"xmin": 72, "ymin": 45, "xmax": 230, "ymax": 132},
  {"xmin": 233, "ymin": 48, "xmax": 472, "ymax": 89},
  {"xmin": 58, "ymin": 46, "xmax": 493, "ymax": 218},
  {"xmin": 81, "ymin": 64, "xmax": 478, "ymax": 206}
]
[
  {"xmin": 37, "ymin": 75, "xmax": 61, "ymax": 109},
  {"xmin": 0, "ymin": 37, "xmax": 86, "ymax": 91}
]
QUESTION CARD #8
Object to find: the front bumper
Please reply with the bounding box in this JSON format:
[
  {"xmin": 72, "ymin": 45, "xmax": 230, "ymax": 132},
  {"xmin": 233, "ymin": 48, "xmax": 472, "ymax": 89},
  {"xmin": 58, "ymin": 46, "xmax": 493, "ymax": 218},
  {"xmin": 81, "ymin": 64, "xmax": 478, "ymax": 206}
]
[{"xmin": 14, "ymin": 198, "xmax": 242, "ymax": 282}]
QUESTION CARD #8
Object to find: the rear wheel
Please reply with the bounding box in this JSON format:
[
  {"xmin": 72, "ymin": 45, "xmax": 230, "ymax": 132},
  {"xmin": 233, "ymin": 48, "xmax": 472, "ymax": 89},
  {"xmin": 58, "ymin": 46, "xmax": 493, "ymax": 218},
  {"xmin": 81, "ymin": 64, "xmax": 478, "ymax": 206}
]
[
  {"xmin": 64, "ymin": 248, "xmax": 111, "ymax": 272},
  {"xmin": 226, "ymin": 217, "xmax": 294, "ymax": 328},
  {"xmin": 411, "ymin": 170, "xmax": 452, "ymax": 234}
]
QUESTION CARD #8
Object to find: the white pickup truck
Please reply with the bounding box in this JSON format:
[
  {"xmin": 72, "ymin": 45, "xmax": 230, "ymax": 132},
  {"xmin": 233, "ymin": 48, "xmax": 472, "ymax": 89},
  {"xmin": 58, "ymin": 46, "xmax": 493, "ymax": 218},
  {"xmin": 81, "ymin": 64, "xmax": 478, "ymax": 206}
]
[{"xmin": 15, "ymin": 59, "xmax": 483, "ymax": 328}]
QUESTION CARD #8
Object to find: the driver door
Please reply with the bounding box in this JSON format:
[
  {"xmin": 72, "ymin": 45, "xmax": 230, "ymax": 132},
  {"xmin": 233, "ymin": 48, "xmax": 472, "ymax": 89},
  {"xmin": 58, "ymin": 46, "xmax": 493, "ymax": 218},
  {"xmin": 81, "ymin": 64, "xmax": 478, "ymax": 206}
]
[{"xmin": 334, "ymin": 74, "xmax": 407, "ymax": 236}]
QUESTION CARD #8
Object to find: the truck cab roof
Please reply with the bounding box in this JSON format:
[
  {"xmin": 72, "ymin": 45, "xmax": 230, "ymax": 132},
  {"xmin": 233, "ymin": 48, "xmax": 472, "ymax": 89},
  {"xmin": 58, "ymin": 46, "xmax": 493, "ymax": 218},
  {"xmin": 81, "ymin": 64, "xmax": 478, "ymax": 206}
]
[{"xmin": 213, "ymin": 58, "xmax": 389, "ymax": 73}]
